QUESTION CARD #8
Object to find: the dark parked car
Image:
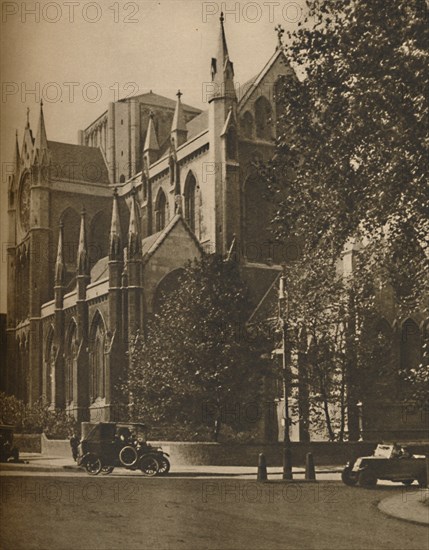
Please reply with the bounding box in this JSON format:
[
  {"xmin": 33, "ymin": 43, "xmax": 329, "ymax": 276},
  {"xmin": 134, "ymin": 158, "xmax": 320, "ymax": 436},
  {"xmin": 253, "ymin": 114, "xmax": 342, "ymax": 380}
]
[
  {"xmin": 0, "ymin": 425, "xmax": 20, "ymax": 462},
  {"xmin": 342, "ymin": 443, "xmax": 427, "ymax": 488},
  {"xmin": 77, "ymin": 422, "xmax": 170, "ymax": 476}
]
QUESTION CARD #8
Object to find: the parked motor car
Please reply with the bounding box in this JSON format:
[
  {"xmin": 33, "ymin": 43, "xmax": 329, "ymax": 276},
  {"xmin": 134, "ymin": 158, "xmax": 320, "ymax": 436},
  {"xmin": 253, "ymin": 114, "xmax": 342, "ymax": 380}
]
[
  {"xmin": 76, "ymin": 422, "xmax": 170, "ymax": 476},
  {"xmin": 0, "ymin": 425, "xmax": 20, "ymax": 462},
  {"xmin": 341, "ymin": 443, "xmax": 427, "ymax": 488}
]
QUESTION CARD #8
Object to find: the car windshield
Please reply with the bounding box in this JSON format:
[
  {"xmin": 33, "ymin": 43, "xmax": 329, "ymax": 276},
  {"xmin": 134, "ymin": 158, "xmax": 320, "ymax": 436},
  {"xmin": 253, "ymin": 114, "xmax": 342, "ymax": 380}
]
[{"xmin": 117, "ymin": 424, "xmax": 147, "ymax": 442}]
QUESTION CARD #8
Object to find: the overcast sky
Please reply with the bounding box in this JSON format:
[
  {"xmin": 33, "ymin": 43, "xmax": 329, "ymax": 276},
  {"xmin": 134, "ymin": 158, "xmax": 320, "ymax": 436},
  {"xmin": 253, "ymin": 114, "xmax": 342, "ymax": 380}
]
[{"xmin": 0, "ymin": 0, "xmax": 307, "ymax": 312}]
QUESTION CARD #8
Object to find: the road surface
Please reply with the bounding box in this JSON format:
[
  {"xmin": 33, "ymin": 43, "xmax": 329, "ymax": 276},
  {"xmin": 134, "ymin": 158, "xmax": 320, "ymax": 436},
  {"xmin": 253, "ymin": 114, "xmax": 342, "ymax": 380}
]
[{"xmin": 1, "ymin": 474, "xmax": 427, "ymax": 549}]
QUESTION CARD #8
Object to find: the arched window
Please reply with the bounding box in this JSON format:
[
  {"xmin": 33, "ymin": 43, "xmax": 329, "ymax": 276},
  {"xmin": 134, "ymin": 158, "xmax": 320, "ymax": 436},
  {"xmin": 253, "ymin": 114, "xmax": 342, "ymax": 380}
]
[
  {"xmin": 89, "ymin": 210, "xmax": 110, "ymax": 267},
  {"xmin": 60, "ymin": 208, "xmax": 80, "ymax": 289},
  {"xmin": 255, "ymin": 96, "xmax": 272, "ymax": 140},
  {"xmin": 119, "ymin": 174, "xmax": 126, "ymax": 183},
  {"xmin": 226, "ymin": 127, "xmax": 238, "ymax": 160},
  {"xmin": 89, "ymin": 312, "xmax": 106, "ymax": 402},
  {"xmin": 65, "ymin": 321, "xmax": 77, "ymax": 405},
  {"xmin": 184, "ymin": 172, "xmax": 197, "ymax": 232},
  {"xmin": 241, "ymin": 111, "xmax": 254, "ymax": 138},
  {"xmin": 155, "ymin": 189, "xmax": 167, "ymax": 232}
]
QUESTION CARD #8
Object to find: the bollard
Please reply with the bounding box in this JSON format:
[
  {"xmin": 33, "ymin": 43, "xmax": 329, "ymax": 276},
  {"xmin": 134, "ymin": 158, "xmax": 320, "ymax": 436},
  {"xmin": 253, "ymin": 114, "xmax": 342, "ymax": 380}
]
[
  {"xmin": 282, "ymin": 447, "xmax": 293, "ymax": 480},
  {"xmin": 305, "ymin": 452, "xmax": 316, "ymax": 481},
  {"xmin": 257, "ymin": 453, "xmax": 268, "ymax": 481}
]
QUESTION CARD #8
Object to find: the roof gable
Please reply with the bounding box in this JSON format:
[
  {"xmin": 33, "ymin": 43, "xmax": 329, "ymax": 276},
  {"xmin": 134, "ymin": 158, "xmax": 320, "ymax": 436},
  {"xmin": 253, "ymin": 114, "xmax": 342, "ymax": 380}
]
[
  {"xmin": 143, "ymin": 215, "xmax": 203, "ymax": 263},
  {"xmin": 238, "ymin": 49, "xmax": 296, "ymax": 112}
]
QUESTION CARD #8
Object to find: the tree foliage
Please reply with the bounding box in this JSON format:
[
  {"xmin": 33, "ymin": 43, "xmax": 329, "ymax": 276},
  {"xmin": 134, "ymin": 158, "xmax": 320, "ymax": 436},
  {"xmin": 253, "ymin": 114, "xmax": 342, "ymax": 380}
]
[
  {"xmin": 267, "ymin": 0, "xmax": 428, "ymax": 270},
  {"xmin": 124, "ymin": 256, "xmax": 271, "ymax": 441},
  {"xmin": 0, "ymin": 393, "xmax": 78, "ymax": 437},
  {"xmin": 261, "ymin": 0, "xmax": 428, "ymax": 436}
]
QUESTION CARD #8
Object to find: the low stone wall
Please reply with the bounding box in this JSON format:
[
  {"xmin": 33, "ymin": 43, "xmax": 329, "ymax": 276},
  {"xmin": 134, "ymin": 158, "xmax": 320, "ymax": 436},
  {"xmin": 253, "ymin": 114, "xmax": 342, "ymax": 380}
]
[
  {"xmin": 14, "ymin": 434, "xmax": 42, "ymax": 454},
  {"xmin": 34, "ymin": 436, "xmax": 429, "ymax": 466},
  {"xmin": 41, "ymin": 433, "xmax": 72, "ymax": 457},
  {"xmin": 149, "ymin": 441, "xmax": 380, "ymax": 466}
]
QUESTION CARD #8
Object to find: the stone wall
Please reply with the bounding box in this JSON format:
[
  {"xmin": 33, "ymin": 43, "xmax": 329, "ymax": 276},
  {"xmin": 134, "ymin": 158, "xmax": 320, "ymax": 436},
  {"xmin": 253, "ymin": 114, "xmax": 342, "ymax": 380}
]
[{"xmin": 33, "ymin": 436, "xmax": 429, "ymax": 465}]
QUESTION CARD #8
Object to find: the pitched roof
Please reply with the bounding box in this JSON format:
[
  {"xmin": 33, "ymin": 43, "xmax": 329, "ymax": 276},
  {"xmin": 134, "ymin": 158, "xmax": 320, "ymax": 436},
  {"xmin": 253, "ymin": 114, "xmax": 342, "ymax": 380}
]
[
  {"xmin": 124, "ymin": 92, "xmax": 201, "ymax": 114},
  {"xmin": 90, "ymin": 256, "xmax": 109, "ymax": 282},
  {"xmin": 186, "ymin": 110, "xmax": 208, "ymax": 138},
  {"xmin": 237, "ymin": 74, "xmax": 258, "ymax": 103},
  {"xmin": 238, "ymin": 48, "xmax": 294, "ymax": 111},
  {"xmin": 48, "ymin": 141, "xmax": 109, "ymax": 183},
  {"xmin": 142, "ymin": 214, "xmax": 203, "ymax": 262}
]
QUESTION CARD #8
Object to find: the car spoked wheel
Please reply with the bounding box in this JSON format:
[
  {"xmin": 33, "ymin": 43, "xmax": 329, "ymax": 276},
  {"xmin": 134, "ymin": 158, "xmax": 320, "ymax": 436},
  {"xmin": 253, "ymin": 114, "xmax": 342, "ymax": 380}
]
[
  {"xmin": 119, "ymin": 446, "xmax": 138, "ymax": 467},
  {"xmin": 101, "ymin": 466, "xmax": 114, "ymax": 475},
  {"xmin": 341, "ymin": 466, "xmax": 357, "ymax": 486},
  {"xmin": 139, "ymin": 455, "xmax": 159, "ymax": 477},
  {"xmin": 156, "ymin": 456, "xmax": 170, "ymax": 476},
  {"xmin": 358, "ymin": 469, "xmax": 377, "ymax": 487},
  {"xmin": 85, "ymin": 454, "xmax": 102, "ymax": 475}
]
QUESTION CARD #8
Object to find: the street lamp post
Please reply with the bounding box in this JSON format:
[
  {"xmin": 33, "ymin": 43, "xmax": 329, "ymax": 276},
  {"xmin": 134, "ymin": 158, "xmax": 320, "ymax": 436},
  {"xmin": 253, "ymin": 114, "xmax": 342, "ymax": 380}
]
[{"xmin": 279, "ymin": 268, "xmax": 293, "ymax": 480}]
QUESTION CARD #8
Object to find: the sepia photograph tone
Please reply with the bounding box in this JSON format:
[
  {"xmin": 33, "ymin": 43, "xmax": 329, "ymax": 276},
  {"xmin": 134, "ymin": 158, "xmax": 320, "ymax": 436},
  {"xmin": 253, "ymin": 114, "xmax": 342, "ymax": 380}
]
[{"xmin": 0, "ymin": 1, "xmax": 428, "ymax": 549}]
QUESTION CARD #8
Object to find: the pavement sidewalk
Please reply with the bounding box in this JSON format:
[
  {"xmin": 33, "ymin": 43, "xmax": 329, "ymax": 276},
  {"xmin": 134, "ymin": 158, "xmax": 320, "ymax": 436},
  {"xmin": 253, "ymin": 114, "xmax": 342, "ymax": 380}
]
[
  {"xmin": 0, "ymin": 453, "xmax": 342, "ymax": 477},
  {"xmin": 378, "ymin": 488, "xmax": 429, "ymax": 526}
]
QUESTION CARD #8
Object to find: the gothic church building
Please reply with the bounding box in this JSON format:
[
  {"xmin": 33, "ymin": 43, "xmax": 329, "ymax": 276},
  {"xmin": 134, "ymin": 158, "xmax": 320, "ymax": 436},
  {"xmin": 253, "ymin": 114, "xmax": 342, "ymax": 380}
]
[{"xmin": 6, "ymin": 16, "xmax": 293, "ymax": 424}]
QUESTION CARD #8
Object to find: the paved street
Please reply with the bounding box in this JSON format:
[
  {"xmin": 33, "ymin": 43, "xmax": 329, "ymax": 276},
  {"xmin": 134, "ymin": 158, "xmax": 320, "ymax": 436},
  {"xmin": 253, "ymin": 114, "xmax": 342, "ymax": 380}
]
[{"xmin": 1, "ymin": 474, "xmax": 427, "ymax": 550}]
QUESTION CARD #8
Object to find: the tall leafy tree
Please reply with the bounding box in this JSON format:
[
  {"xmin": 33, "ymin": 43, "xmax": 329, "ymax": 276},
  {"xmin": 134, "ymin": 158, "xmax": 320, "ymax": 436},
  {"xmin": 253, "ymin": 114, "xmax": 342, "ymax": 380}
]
[
  {"xmin": 269, "ymin": 0, "xmax": 428, "ymax": 263},
  {"xmin": 262, "ymin": 0, "xmax": 428, "ymax": 437},
  {"xmin": 124, "ymin": 256, "xmax": 271, "ymax": 441}
]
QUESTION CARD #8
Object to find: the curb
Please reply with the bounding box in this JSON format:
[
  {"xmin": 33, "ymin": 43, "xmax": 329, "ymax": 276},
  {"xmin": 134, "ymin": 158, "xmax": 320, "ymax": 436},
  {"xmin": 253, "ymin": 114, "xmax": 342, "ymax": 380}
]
[
  {"xmin": 1, "ymin": 462, "xmax": 342, "ymax": 476},
  {"xmin": 378, "ymin": 490, "xmax": 429, "ymax": 526}
]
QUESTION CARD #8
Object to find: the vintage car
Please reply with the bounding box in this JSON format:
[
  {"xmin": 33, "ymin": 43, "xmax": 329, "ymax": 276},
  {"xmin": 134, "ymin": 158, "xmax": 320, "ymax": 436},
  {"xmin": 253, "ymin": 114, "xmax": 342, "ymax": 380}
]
[
  {"xmin": 341, "ymin": 443, "xmax": 427, "ymax": 488},
  {"xmin": 76, "ymin": 422, "xmax": 170, "ymax": 476},
  {"xmin": 0, "ymin": 425, "xmax": 20, "ymax": 463}
]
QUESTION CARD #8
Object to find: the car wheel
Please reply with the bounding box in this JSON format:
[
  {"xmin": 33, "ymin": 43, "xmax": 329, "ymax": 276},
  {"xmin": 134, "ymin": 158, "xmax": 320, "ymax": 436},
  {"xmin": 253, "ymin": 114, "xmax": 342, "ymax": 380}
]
[
  {"xmin": 139, "ymin": 455, "xmax": 159, "ymax": 477},
  {"xmin": 157, "ymin": 456, "xmax": 170, "ymax": 476},
  {"xmin": 119, "ymin": 445, "xmax": 138, "ymax": 467},
  {"xmin": 358, "ymin": 469, "xmax": 377, "ymax": 487},
  {"xmin": 402, "ymin": 480, "xmax": 414, "ymax": 486},
  {"xmin": 101, "ymin": 466, "xmax": 114, "ymax": 475},
  {"xmin": 85, "ymin": 454, "xmax": 102, "ymax": 476},
  {"xmin": 341, "ymin": 466, "xmax": 357, "ymax": 486}
]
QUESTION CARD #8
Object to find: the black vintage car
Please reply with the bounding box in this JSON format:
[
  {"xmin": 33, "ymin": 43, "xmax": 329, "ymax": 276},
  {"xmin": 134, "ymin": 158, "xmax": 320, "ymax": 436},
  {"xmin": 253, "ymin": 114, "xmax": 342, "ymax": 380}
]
[
  {"xmin": 0, "ymin": 425, "xmax": 20, "ymax": 463},
  {"xmin": 342, "ymin": 443, "xmax": 427, "ymax": 488},
  {"xmin": 77, "ymin": 422, "xmax": 170, "ymax": 476}
]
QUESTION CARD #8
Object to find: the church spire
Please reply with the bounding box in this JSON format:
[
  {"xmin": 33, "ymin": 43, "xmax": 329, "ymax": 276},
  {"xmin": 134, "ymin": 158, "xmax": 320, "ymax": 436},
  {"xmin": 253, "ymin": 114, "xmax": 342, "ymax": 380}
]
[
  {"xmin": 128, "ymin": 187, "xmax": 141, "ymax": 259},
  {"xmin": 109, "ymin": 188, "xmax": 122, "ymax": 260},
  {"xmin": 55, "ymin": 222, "xmax": 66, "ymax": 286},
  {"xmin": 77, "ymin": 208, "xmax": 90, "ymax": 276},
  {"xmin": 143, "ymin": 111, "xmax": 160, "ymax": 165},
  {"xmin": 210, "ymin": 13, "xmax": 236, "ymax": 102},
  {"xmin": 34, "ymin": 100, "xmax": 48, "ymax": 154},
  {"xmin": 217, "ymin": 12, "xmax": 230, "ymax": 70},
  {"xmin": 171, "ymin": 90, "xmax": 187, "ymax": 147}
]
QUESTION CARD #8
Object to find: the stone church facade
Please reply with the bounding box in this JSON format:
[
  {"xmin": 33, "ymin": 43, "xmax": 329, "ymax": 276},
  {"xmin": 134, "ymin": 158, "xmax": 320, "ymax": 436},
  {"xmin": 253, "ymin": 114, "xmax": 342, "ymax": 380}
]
[
  {"xmin": 6, "ymin": 16, "xmax": 295, "ymax": 426},
  {"xmin": 5, "ymin": 16, "xmax": 428, "ymax": 440}
]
